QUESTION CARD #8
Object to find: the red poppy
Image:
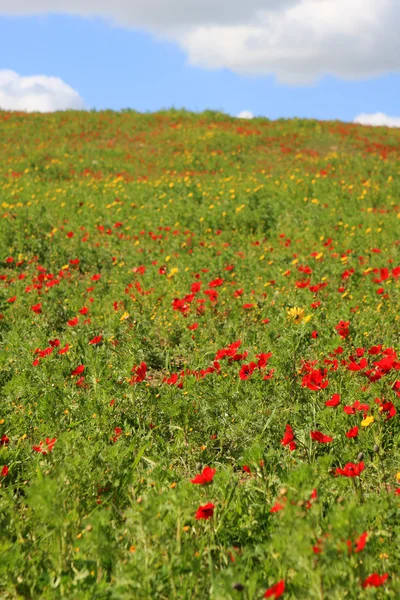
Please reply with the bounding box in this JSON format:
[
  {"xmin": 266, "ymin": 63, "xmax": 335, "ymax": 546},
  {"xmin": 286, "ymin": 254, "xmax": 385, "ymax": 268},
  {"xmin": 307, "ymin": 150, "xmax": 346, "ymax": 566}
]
[
  {"xmin": 58, "ymin": 344, "xmax": 70, "ymax": 355},
  {"xmin": 362, "ymin": 573, "xmax": 388, "ymax": 588},
  {"xmin": 79, "ymin": 306, "xmax": 89, "ymax": 315},
  {"xmin": 188, "ymin": 323, "xmax": 198, "ymax": 331},
  {"xmin": 335, "ymin": 461, "xmax": 364, "ymax": 477},
  {"xmin": 239, "ymin": 362, "xmax": 257, "ymax": 380},
  {"xmin": 195, "ymin": 502, "xmax": 215, "ymax": 520},
  {"xmin": 71, "ymin": 365, "xmax": 85, "ymax": 376},
  {"xmin": 264, "ymin": 580, "xmax": 285, "ymax": 598},
  {"xmin": 89, "ymin": 335, "xmax": 103, "ymax": 345},
  {"xmin": 7, "ymin": 296, "xmax": 16, "ymax": 303},
  {"xmin": 191, "ymin": 466, "xmax": 216, "ymax": 485},
  {"xmin": 31, "ymin": 303, "xmax": 42, "ymax": 314},
  {"xmin": 68, "ymin": 317, "xmax": 79, "ymax": 327},
  {"xmin": 302, "ymin": 369, "xmax": 329, "ymax": 391},
  {"xmin": 130, "ymin": 362, "xmax": 147, "ymax": 383},
  {"xmin": 354, "ymin": 531, "xmax": 368, "ymax": 553},
  {"xmin": 325, "ymin": 393, "xmax": 341, "ymax": 407},
  {"xmin": 32, "ymin": 437, "xmax": 57, "ymax": 455},
  {"xmin": 1, "ymin": 465, "xmax": 8, "ymax": 477},
  {"xmin": 311, "ymin": 431, "xmax": 333, "ymax": 443},
  {"xmin": 281, "ymin": 425, "xmax": 296, "ymax": 451},
  {"xmin": 1, "ymin": 435, "xmax": 9, "ymax": 446},
  {"xmin": 335, "ymin": 320, "xmax": 350, "ymax": 339},
  {"xmin": 243, "ymin": 465, "xmax": 251, "ymax": 474},
  {"xmin": 270, "ymin": 501, "xmax": 285, "ymax": 513},
  {"xmin": 345, "ymin": 426, "xmax": 359, "ymax": 438}
]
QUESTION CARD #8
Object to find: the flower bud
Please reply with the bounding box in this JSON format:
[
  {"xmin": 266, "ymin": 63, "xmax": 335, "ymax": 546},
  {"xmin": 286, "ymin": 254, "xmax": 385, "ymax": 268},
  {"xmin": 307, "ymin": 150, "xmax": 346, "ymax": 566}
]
[
  {"xmin": 373, "ymin": 444, "xmax": 380, "ymax": 454},
  {"xmin": 357, "ymin": 452, "xmax": 364, "ymax": 462},
  {"xmin": 232, "ymin": 583, "xmax": 244, "ymax": 592}
]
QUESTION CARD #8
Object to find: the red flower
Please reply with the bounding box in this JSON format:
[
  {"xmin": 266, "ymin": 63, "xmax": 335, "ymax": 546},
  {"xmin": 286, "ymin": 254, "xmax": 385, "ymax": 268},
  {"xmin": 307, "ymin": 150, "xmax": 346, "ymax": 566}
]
[
  {"xmin": 311, "ymin": 330, "xmax": 318, "ymax": 339},
  {"xmin": 89, "ymin": 335, "xmax": 103, "ymax": 345},
  {"xmin": 311, "ymin": 431, "xmax": 333, "ymax": 443},
  {"xmin": 239, "ymin": 362, "xmax": 257, "ymax": 380},
  {"xmin": 32, "ymin": 437, "xmax": 57, "ymax": 455},
  {"xmin": 302, "ymin": 368, "xmax": 329, "ymax": 391},
  {"xmin": 345, "ymin": 426, "xmax": 359, "ymax": 439},
  {"xmin": 49, "ymin": 338, "xmax": 60, "ymax": 347},
  {"xmin": 335, "ymin": 320, "xmax": 350, "ymax": 339},
  {"xmin": 131, "ymin": 362, "xmax": 147, "ymax": 383},
  {"xmin": 1, "ymin": 465, "xmax": 8, "ymax": 477},
  {"xmin": 68, "ymin": 317, "xmax": 79, "ymax": 327},
  {"xmin": 362, "ymin": 573, "xmax": 388, "ymax": 588},
  {"xmin": 281, "ymin": 425, "xmax": 296, "ymax": 451},
  {"xmin": 58, "ymin": 344, "xmax": 70, "ymax": 355},
  {"xmin": 243, "ymin": 465, "xmax": 251, "ymax": 474},
  {"xmin": 195, "ymin": 502, "xmax": 215, "ymax": 520},
  {"xmin": 354, "ymin": 531, "xmax": 368, "ymax": 553},
  {"xmin": 270, "ymin": 501, "xmax": 285, "ymax": 513},
  {"xmin": 7, "ymin": 296, "xmax": 16, "ymax": 303},
  {"xmin": 335, "ymin": 461, "xmax": 364, "ymax": 477},
  {"xmin": 325, "ymin": 393, "xmax": 341, "ymax": 407},
  {"xmin": 191, "ymin": 466, "xmax": 216, "ymax": 485},
  {"xmin": 79, "ymin": 306, "xmax": 89, "ymax": 315},
  {"xmin": 31, "ymin": 303, "xmax": 42, "ymax": 314},
  {"xmin": 264, "ymin": 580, "xmax": 285, "ymax": 598},
  {"xmin": 71, "ymin": 365, "xmax": 85, "ymax": 376},
  {"xmin": 91, "ymin": 273, "xmax": 101, "ymax": 281},
  {"xmin": 381, "ymin": 401, "xmax": 396, "ymax": 420},
  {"xmin": 188, "ymin": 323, "xmax": 198, "ymax": 331},
  {"xmin": 1, "ymin": 435, "xmax": 9, "ymax": 446}
]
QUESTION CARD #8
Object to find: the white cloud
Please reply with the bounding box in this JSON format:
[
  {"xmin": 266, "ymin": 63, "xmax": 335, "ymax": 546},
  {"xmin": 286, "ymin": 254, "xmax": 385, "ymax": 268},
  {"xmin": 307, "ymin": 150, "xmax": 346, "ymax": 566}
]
[
  {"xmin": 0, "ymin": 70, "xmax": 85, "ymax": 112},
  {"xmin": 236, "ymin": 110, "xmax": 254, "ymax": 119},
  {"xmin": 0, "ymin": 0, "xmax": 399, "ymax": 84},
  {"xmin": 354, "ymin": 112, "xmax": 400, "ymax": 128}
]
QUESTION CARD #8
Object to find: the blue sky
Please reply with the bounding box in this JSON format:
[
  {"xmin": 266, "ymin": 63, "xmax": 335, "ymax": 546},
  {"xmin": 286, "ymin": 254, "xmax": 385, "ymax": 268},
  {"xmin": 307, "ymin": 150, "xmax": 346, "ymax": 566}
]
[{"xmin": 0, "ymin": 9, "xmax": 399, "ymax": 122}]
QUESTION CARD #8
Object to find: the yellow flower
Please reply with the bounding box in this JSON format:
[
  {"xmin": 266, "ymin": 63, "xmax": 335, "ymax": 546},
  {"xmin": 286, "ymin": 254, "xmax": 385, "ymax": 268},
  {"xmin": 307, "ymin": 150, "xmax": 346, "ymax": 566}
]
[
  {"xmin": 120, "ymin": 311, "xmax": 130, "ymax": 321},
  {"xmin": 287, "ymin": 307, "xmax": 305, "ymax": 324},
  {"xmin": 361, "ymin": 415, "xmax": 374, "ymax": 427}
]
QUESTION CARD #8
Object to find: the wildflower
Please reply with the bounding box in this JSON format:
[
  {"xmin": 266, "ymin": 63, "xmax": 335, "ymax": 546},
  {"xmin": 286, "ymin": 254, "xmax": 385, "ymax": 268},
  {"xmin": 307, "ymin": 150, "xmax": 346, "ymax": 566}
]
[
  {"xmin": 302, "ymin": 368, "xmax": 329, "ymax": 391},
  {"xmin": 68, "ymin": 317, "xmax": 79, "ymax": 327},
  {"xmin": 345, "ymin": 426, "xmax": 359, "ymax": 438},
  {"xmin": 335, "ymin": 461, "xmax": 364, "ymax": 477},
  {"xmin": 287, "ymin": 307, "xmax": 304, "ymax": 324},
  {"xmin": 1, "ymin": 465, "xmax": 8, "ymax": 477},
  {"xmin": 362, "ymin": 574, "xmax": 388, "ymax": 588},
  {"xmin": 264, "ymin": 580, "xmax": 285, "ymax": 598},
  {"xmin": 281, "ymin": 424, "xmax": 296, "ymax": 451},
  {"xmin": 325, "ymin": 393, "xmax": 341, "ymax": 407},
  {"xmin": 335, "ymin": 320, "xmax": 350, "ymax": 339},
  {"xmin": 71, "ymin": 365, "xmax": 85, "ymax": 376},
  {"xmin": 131, "ymin": 362, "xmax": 147, "ymax": 383},
  {"xmin": 89, "ymin": 335, "xmax": 103, "ymax": 345},
  {"xmin": 32, "ymin": 438, "xmax": 57, "ymax": 455},
  {"xmin": 354, "ymin": 531, "xmax": 368, "ymax": 553},
  {"xmin": 1, "ymin": 435, "xmax": 9, "ymax": 446},
  {"xmin": 243, "ymin": 465, "xmax": 251, "ymax": 474},
  {"xmin": 191, "ymin": 466, "xmax": 216, "ymax": 485},
  {"xmin": 31, "ymin": 303, "xmax": 42, "ymax": 314},
  {"xmin": 361, "ymin": 415, "xmax": 374, "ymax": 427},
  {"xmin": 311, "ymin": 431, "xmax": 333, "ymax": 443},
  {"xmin": 195, "ymin": 503, "xmax": 215, "ymax": 520}
]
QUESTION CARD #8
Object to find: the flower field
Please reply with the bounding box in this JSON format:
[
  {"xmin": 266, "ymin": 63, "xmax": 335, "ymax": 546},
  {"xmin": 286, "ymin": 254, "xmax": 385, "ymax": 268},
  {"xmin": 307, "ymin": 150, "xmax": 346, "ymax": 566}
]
[{"xmin": 0, "ymin": 108, "xmax": 400, "ymax": 599}]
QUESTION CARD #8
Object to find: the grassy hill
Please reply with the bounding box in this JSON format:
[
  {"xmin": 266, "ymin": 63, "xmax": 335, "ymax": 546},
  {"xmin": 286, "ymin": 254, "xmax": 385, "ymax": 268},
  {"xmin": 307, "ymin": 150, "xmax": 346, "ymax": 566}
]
[{"xmin": 0, "ymin": 109, "xmax": 399, "ymax": 599}]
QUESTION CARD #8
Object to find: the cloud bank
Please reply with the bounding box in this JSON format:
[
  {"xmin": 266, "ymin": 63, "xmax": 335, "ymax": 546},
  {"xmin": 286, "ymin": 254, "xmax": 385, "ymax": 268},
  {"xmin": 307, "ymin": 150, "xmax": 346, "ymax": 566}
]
[
  {"xmin": 236, "ymin": 110, "xmax": 254, "ymax": 119},
  {"xmin": 0, "ymin": 0, "xmax": 399, "ymax": 84},
  {"xmin": 354, "ymin": 112, "xmax": 400, "ymax": 128},
  {"xmin": 0, "ymin": 70, "xmax": 85, "ymax": 112}
]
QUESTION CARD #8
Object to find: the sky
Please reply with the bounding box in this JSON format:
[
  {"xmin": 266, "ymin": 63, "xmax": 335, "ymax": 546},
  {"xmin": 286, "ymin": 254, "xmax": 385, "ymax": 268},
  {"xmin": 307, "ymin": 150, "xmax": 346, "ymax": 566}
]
[{"xmin": 0, "ymin": 0, "xmax": 399, "ymax": 125}]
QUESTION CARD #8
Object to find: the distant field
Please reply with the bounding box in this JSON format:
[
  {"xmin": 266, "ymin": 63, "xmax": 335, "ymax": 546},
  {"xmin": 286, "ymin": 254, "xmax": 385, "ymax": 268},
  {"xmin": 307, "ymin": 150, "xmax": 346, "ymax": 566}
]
[{"xmin": 0, "ymin": 109, "xmax": 399, "ymax": 599}]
